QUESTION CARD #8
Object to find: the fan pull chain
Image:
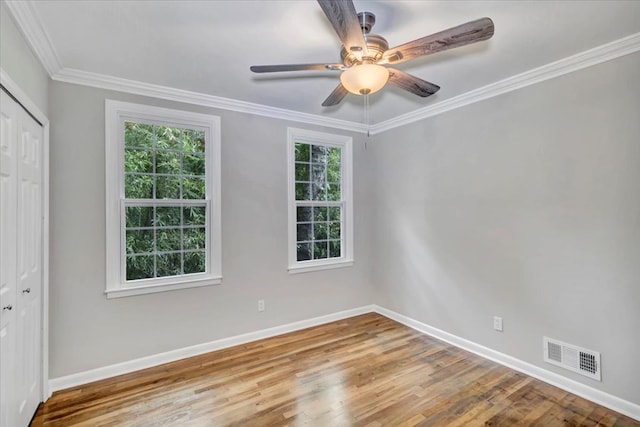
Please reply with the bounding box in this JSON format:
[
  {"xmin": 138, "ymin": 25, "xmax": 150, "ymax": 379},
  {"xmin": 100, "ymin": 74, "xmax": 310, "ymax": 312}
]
[{"xmin": 364, "ymin": 94, "xmax": 370, "ymax": 138}]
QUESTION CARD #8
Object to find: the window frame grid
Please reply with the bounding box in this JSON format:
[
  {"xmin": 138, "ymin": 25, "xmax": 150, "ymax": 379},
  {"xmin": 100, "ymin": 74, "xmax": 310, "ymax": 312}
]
[
  {"xmin": 123, "ymin": 123, "xmax": 207, "ymax": 201},
  {"xmin": 294, "ymin": 201, "xmax": 344, "ymax": 262},
  {"xmin": 120, "ymin": 199, "xmax": 210, "ymax": 285},
  {"xmin": 121, "ymin": 122, "xmax": 209, "ymax": 283},
  {"xmin": 287, "ymin": 128, "xmax": 353, "ymax": 274},
  {"xmin": 105, "ymin": 100, "xmax": 221, "ymax": 298}
]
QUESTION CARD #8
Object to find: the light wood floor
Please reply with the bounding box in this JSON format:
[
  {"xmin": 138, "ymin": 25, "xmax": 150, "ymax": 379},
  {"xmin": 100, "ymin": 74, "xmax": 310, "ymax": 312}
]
[{"xmin": 32, "ymin": 313, "xmax": 639, "ymax": 426}]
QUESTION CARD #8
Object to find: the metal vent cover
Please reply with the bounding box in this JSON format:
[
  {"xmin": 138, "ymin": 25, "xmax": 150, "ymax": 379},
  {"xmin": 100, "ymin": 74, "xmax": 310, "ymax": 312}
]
[
  {"xmin": 547, "ymin": 341, "xmax": 562, "ymax": 363},
  {"xmin": 543, "ymin": 337, "xmax": 601, "ymax": 381}
]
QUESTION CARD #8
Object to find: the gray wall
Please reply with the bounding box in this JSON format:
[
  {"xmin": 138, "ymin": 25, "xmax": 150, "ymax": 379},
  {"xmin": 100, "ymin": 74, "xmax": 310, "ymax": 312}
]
[
  {"xmin": 0, "ymin": 1, "xmax": 49, "ymax": 115},
  {"xmin": 370, "ymin": 52, "xmax": 640, "ymax": 404},
  {"xmin": 18, "ymin": 7, "xmax": 635, "ymax": 404},
  {"xmin": 48, "ymin": 81, "xmax": 374, "ymax": 378}
]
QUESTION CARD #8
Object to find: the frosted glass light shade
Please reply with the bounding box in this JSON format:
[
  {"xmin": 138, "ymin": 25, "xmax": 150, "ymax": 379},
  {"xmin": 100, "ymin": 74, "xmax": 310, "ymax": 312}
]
[{"xmin": 340, "ymin": 64, "xmax": 389, "ymax": 95}]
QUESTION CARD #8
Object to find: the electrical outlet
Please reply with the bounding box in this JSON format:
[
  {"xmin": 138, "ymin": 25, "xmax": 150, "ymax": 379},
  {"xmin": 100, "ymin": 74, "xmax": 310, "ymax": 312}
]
[
  {"xmin": 258, "ymin": 299, "xmax": 265, "ymax": 312},
  {"xmin": 493, "ymin": 316, "xmax": 503, "ymax": 332}
]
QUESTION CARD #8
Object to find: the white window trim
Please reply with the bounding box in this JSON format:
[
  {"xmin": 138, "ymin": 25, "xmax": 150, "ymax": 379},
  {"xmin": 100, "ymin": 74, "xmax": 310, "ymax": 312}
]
[
  {"xmin": 105, "ymin": 100, "xmax": 222, "ymax": 298},
  {"xmin": 287, "ymin": 127, "xmax": 354, "ymax": 274}
]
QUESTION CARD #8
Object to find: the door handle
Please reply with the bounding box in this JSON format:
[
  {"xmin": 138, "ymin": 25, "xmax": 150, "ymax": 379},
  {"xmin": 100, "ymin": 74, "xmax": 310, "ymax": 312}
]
[
  {"xmin": 22, "ymin": 288, "xmax": 31, "ymax": 294},
  {"xmin": 2, "ymin": 305, "xmax": 11, "ymax": 311}
]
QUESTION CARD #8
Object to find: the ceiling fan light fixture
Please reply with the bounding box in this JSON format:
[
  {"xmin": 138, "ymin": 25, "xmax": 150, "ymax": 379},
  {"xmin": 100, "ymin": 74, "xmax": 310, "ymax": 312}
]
[
  {"xmin": 340, "ymin": 64, "xmax": 389, "ymax": 95},
  {"xmin": 250, "ymin": 1, "xmax": 495, "ymax": 106}
]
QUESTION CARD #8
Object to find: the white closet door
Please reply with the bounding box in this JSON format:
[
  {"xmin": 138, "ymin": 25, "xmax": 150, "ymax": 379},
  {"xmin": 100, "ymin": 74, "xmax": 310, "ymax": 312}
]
[
  {"xmin": 0, "ymin": 90, "xmax": 43, "ymax": 427},
  {"xmin": 1, "ymin": 88, "xmax": 19, "ymax": 427},
  {"xmin": 16, "ymin": 103, "xmax": 43, "ymax": 426}
]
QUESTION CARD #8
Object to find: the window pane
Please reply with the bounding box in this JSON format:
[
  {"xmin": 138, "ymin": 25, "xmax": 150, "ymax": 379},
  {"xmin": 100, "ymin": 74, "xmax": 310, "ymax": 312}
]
[
  {"xmin": 184, "ymin": 227, "xmax": 206, "ymax": 250},
  {"xmin": 295, "ymin": 163, "xmax": 309, "ymax": 182},
  {"xmin": 125, "ymin": 122, "xmax": 154, "ymax": 148},
  {"xmin": 157, "ymin": 253, "xmax": 182, "ymax": 277},
  {"xmin": 125, "ymin": 174, "xmax": 153, "ymax": 199},
  {"xmin": 156, "ymin": 126, "xmax": 183, "ymax": 150},
  {"xmin": 182, "ymin": 128, "xmax": 195, "ymax": 149},
  {"xmin": 124, "ymin": 124, "xmax": 207, "ymax": 203},
  {"xmin": 328, "ymin": 147, "xmax": 341, "ymax": 168},
  {"xmin": 327, "ymin": 183, "xmax": 341, "ymax": 201},
  {"xmin": 295, "ymin": 143, "xmax": 310, "ymax": 162},
  {"xmin": 311, "ymin": 145, "xmax": 329, "ymax": 163},
  {"xmin": 297, "ymin": 223, "xmax": 312, "ymax": 242},
  {"xmin": 329, "ymin": 222, "xmax": 341, "ymax": 239},
  {"xmin": 126, "ymin": 206, "xmax": 153, "ymax": 228},
  {"xmin": 183, "ymin": 177, "xmax": 206, "ymax": 199},
  {"xmin": 156, "ymin": 206, "xmax": 182, "ymax": 226},
  {"xmin": 313, "ymin": 207, "xmax": 328, "ymax": 222},
  {"xmin": 314, "ymin": 223, "xmax": 328, "ymax": 240},
  {"xmin": 329, "ymin": 240, "xmax": 341, "ymax": 258},
  {"xmin": 296, "ymin": 206, "xmax": 312, "ymax": 222},
  {"xmin": 312, "ymin": 183, "xmax": 326, "ymax": 201},
  {"xmin": 297, "ymin": 242, "xmax": 311, "ymax": 261},
  {"xmin": 328, "ymin": 207, "xmax": 341, "ymax": 222},
  {"xmin": 183, "ymin": 206, "xmax": 206, "ymax": 226},
  {"xmin": 126, "ymin": 230, "xmax": 154, "ymax": 254},
  {"xmin": 184, "ymin": 251, "xmax": 206, "ymax": 274},
  {"xmin": 125, "ymin": 148, "xmax": 153, "ymax": 173},
  {"xmin": 295, "ymin": 183, "xmax": 310, "ymax": 201},
  {"xmin": 157, "ymin": 228, "xmax": 182, "ymax": 252},
  {"xmin": 327, "ymin": 163, "xmax": 340, "ymax": 183},
  {"xmin": 311, "ymin": 164, "xmax": 325, "ymax": 185},
  {"xmin": 156, "ymin": 176, "xmax": 180, "ymax": 199},
  {"xmin": 184, "ymin": 129, "xmax": 205, "ymax": 153},
  {"xmin": 126, "ymin": 255, "xmax": 155, "ymax": 280},
  {"xmin": 183, "ymin": 153, "xmax": 205, "ymax": 176},
  {"xmin": 156, "ymin": 151, "xmax": 181, "ymax": 175},
  {"xmin": 313, "ymin": 241, "xmax": 328, "ymax": 259}
]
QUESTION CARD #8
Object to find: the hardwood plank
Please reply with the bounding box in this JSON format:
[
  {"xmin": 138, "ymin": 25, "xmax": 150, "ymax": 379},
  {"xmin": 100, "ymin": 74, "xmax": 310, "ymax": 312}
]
[{"xmin": 32, "ymin": 313, "xmax": 639, "ymax": 426}]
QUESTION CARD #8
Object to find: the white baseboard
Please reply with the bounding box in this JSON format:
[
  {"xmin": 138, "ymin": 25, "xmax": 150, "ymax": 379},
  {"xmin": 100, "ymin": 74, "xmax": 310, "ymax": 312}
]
[
  {"xmin": 372, "ymin": 305, "xmax": 640, "ymax": 422},
  {"xmin": 48, "ymin": 303, "xmax": 639, "ymax": 422},
  {"xmin": 48, "ymin": 305, "xmax": 374, "ymax": 393}
]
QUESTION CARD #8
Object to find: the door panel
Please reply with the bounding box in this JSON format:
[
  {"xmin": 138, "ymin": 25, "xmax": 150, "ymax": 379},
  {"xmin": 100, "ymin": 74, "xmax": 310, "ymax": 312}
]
[
  {"xmin": 0, "ymin": 93, "xmax": 17, "ymax": 326},
  {"xmin": 16, "ymin": 106, "xmax": 43, "ymax": 426},
  {"xmin": 0, "ymin": 91, "xmax": 43, "ymax": 427},
  {"xmin": 0, "ymin": 90, "xmax": 19, "ymax": 427}
]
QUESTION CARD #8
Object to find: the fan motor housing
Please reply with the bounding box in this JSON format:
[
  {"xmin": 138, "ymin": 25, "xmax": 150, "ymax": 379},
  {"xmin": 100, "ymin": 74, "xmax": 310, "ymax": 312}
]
[
  {"xmin": 341, "ymin": 33, "xmax": 389, "ymax": 66},
  {"xmin": 340, "ymin": 11, "xmax": 388, "ymax": 66}
]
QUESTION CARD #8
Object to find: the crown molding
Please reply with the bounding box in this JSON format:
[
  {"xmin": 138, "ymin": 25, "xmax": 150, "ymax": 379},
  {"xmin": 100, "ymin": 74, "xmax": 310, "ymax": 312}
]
[
  {"xmin": 369, "ymin": 32, "xmax": 640, "ymax": 135},
  {"xmin": 4, "ymin": 0, "xmax": 365, "ymax": 134},
  {"xmin": 6, "ymin": 0, "xmax": 639, "ymax": 136},
  {"xmin": 53, "ymin": 68, "xmax": 368, "ymax": 134},
  {"xmin": 4, "ymin": 0, "xmax": 62, "ymax": 75},
  {"xmin": 52, "ymin": 31, "xmax": 639, "ymax": 136}
]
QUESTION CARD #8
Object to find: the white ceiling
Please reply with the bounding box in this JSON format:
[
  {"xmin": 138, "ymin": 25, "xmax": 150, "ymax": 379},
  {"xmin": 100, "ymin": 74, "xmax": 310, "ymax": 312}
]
[{"xmin": 11, "ymin": 0, "xmax": 640, "ymax": 125}]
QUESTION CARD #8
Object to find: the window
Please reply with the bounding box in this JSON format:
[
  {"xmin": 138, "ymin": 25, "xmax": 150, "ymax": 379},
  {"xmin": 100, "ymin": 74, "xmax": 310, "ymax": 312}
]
[
  {"xmin": 105, "ymin": 100, "xmax": 221, "ymax": 298},
  {"xmin": 287, "ymin": 128, "xmax": 353, "ymax": 273}
]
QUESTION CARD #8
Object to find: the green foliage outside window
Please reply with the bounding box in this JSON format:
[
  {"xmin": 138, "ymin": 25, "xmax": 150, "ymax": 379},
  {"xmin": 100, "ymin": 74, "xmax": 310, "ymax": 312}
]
[
  {"xmin": 294, "ymin": 142, "xmax": 342, "ymax": 262},
  {"xmin": 124, "ymin": 122, "xmax": 207, "ymax": 281}
]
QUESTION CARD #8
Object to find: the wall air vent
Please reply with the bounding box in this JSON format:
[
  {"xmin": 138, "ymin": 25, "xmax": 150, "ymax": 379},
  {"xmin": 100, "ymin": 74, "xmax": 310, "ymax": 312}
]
[{"xmin": 543, "ymin": 337, "xmax": 601, "ymax": 381}]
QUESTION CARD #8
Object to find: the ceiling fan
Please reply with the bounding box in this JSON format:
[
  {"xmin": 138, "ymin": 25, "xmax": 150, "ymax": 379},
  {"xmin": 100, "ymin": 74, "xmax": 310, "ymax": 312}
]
[{"xmin": 250, "ymin": 0, "xmax": 494, "ymax": 107}]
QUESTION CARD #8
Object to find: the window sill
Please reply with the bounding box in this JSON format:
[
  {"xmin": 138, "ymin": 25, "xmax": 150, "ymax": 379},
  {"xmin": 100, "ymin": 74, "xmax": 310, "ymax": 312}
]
[
  {"xmin": 288, "ymin": 259, "xmax": 353, "ymax": 274},
  {"xmin": 105, "ymin": 276, "xmax": 222, "ymax": 299}
]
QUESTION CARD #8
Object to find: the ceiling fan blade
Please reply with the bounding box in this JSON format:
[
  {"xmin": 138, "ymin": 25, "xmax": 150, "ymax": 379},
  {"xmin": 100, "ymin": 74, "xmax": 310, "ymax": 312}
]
[
  {"xmin": 250, "ymin": 63, "xmax": 344, "ymax": 73},
  {"xmin": 387, "ymin": 68, "xmax": 440, "ymax": 97},
  {"xmin": 382, "ymin": 17, "xmax": 494, "ymax": 65},
  {"xmin": 321, "ymin": 83, "xmax": 349, "ymax": 107},
  {"xmin": 317, "ymin": 0, "xmax": 368, "ymax": 56}
]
